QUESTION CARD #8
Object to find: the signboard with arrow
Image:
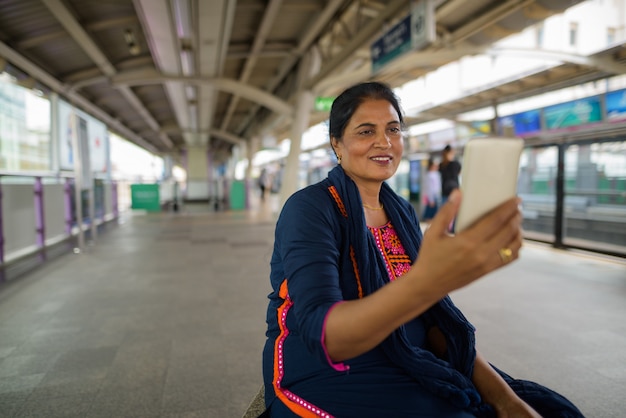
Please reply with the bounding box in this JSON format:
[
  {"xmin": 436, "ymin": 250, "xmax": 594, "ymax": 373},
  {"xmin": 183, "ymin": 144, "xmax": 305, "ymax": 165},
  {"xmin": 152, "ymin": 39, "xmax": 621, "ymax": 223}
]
[{"xmin": 371, "ymin": 0, "xmax": 435, "ymax": 73}]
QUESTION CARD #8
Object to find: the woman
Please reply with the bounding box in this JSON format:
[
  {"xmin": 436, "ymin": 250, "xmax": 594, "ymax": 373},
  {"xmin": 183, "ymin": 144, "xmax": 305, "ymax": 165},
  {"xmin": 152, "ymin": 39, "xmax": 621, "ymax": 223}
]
[
  {"xmin": 262, "ymin": 82, "xmax": 582, "ymax": 417},
  {"xmin": 422, "ymin": 158, "xmax": 441, "ymax": 222}
]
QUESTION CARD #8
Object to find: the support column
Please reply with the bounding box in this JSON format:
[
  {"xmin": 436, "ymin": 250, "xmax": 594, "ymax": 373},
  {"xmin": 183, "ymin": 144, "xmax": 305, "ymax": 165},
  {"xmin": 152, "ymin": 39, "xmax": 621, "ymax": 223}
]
[
  {"xmin": 246, "ymin": 137, "xmax": 260, "ymax": 209},
  {"xmin": 279, "ymin": 90, "xmax": 314, "ymax": 208},
  {"xmin": 181, "ymin": 149, "xmax": 188, "ymax": 200},
  {"xmin": 245, "ymin": 137, "xmax": 259, "ymax": 180},
  {"xmin": 185, "ymin": 145, "xmax": 210, "ymax": 201},
  {"xmin": 162, "ymin": 155, "xmax": 174, "ymax": 180},
  {"xmin": 277, "ymin": 46, "xmax": 319, "ymax": 209}
]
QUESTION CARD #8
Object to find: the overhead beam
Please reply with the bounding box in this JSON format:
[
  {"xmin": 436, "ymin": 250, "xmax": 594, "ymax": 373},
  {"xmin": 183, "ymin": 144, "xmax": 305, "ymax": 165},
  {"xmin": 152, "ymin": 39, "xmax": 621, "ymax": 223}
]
[
  {"xmin": 196, "ymin": 0, "xmax": 232, "ymax": 146},
  {"xmin": 305, "ymin": 0, "xmax": 409, "ymax": 90},
  {"xmin": 16, "ymin": 31, "xmax": 66, "ymax": 49},
  {"xmin": 219, "ymin": 0, "xmax": 284, "ymax": 131},
  {"xmin": 40, "ymin": 0, "xmax": 117, "ymax": 76},
  {"xmin": 449, "ymin": 0, "xmax": 535, "ymax": 45},
  {"xmin": 209, "ymin": 129, "xmax": 244, "ymax": 145},
  {"xmin": 110, "ymin": 70, "xmax": 294, "ymax": 117},
  {"xmin": 41, "ymin": 0, "xmax": 174, "ymax": 149},
  {"xmin": 238, "ymin": 0, "xmax": 346, "ymax": 136},
  {"xmin": 159, "ymin": 126, "xmax": 244, "ymax": 145},
  {"xmin": 134, "ymin": 0, "xmax": 192, "ymax": 144},
  {"xmin": 487, "ymin": 47, "xmax": 626, "ymax": 75}
]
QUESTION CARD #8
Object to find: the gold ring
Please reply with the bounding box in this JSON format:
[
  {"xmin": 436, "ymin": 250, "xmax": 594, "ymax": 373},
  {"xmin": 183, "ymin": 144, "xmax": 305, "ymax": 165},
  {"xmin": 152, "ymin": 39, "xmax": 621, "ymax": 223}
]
[{"xmin": 498, "ymin": 247, "xmax": 513, "ymax": 263}]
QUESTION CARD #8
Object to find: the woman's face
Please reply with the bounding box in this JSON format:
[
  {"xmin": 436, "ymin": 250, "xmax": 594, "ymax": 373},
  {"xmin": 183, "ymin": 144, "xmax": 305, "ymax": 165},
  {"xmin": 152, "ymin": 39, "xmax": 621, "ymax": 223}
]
[{"xmin": 332, "ymin": 99, "xmax": 403, "ymax": 186}]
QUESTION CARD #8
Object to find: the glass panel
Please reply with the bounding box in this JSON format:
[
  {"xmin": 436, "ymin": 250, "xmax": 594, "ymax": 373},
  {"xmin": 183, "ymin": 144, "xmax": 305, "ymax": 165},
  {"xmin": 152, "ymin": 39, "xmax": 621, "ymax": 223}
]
[
  {"xmin": 518, "ymin": 146, "xmax": 558, "ymax": 241},
  {"xmin": 563, "ymin": 141, "xmax": 626, "ymax": 254},
  {"xmin": 0, "ymin": 73, "xmax": 51, "ymax": 171}
]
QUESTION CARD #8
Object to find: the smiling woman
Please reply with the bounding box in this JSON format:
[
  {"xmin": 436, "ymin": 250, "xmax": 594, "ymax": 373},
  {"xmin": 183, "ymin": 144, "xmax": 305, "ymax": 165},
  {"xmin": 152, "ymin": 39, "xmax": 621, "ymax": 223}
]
[
  {"xmin": 331, "ymin": 100, "xmax": 403, "ymax": 201},
  {"xmin": 328, "ymin": 85, "xmax": 406, "ymax": 229},
  {"xmin": 261, "ymin": 82, "xmax": 583, "ymax": 418}
]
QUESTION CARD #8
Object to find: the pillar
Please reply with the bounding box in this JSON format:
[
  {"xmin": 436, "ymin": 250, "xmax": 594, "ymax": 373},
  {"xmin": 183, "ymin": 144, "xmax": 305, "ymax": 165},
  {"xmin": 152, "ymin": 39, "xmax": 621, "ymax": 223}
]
[
  {"xmin": 185, "ymin": 145, "xmax": 210, "ymax": 201},
  {"xmin": 279, "ymin": 90, "xmax": 314, "ymax": 209},
  {"xmin": 277, "ymin": 46, "xmax": 320, "ymax": 208}
]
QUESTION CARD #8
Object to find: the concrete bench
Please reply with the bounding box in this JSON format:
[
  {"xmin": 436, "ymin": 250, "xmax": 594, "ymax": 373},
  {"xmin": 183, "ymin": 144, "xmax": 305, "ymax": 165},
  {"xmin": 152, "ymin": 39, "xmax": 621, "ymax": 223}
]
[{"xmin": 242, "ymin": 385, "xmax": 267, "ymax": 418}]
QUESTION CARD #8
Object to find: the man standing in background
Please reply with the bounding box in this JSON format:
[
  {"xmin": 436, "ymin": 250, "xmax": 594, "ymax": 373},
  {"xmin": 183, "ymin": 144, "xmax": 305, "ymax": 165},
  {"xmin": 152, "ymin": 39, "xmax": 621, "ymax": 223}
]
[{"xmin": 439, "ymin": 145, "xmax": 461, "ymax": 204}]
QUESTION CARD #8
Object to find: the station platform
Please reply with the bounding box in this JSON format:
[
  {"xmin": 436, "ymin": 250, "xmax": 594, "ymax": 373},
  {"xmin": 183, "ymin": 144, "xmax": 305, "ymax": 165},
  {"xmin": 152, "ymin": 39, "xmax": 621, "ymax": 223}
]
[{"xmin": 0, "ymin": 197, "xmax": 624, "ymax": 418}]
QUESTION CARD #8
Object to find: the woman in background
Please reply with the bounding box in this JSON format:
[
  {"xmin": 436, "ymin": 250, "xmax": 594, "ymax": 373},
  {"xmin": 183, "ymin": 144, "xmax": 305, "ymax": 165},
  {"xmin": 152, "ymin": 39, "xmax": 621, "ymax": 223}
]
[{"xmin": 422, "ymin": 157, "xmax": 441, "ymax": 222}]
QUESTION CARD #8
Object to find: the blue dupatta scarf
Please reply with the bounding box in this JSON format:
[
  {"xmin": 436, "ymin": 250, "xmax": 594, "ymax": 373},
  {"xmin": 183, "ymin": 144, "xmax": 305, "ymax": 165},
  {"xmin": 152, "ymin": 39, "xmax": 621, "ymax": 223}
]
[{"xmin": 324, "ymin": 166, "xmax": 492, "ymax": 415}]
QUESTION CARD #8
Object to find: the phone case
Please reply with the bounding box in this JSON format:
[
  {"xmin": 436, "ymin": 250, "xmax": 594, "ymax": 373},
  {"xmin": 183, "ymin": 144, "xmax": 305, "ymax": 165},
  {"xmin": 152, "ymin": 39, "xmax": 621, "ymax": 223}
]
[{"xmin": 454, "ymin": 137, "xmax": 524, "ymax": 233}]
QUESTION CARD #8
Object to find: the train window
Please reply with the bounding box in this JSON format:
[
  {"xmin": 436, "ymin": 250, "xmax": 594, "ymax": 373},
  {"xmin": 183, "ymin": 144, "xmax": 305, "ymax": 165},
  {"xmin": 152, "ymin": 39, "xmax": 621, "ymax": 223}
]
[
  {"xmin": 563, "ymin": 141, "xmax": 626, "ymax": 254},
  {"xmin": 518, "ymin": 146, "xmax": 558, "ymax": 242}
]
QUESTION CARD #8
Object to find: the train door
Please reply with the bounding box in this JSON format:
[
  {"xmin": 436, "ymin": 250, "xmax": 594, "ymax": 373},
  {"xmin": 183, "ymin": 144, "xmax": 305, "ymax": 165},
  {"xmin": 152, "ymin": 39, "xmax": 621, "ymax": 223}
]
[
  {"xmin": 518, "ymin": 145, "xmax": 559, "ymax": 243},
  {"xmin": 562, "ymin": 140, "xmax": 626, "ymax": 255},
  {"xmin": 520, "ymin": 140, "xmax": 626, "ymax": 257}
]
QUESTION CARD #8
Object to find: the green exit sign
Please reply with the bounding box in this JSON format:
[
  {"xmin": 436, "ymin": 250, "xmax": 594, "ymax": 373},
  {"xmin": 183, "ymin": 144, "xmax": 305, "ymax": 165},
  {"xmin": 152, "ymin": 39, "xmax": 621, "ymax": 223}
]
[{"xmin": 314, "ymin": 97, "xmax": 334, "ymax": 112}]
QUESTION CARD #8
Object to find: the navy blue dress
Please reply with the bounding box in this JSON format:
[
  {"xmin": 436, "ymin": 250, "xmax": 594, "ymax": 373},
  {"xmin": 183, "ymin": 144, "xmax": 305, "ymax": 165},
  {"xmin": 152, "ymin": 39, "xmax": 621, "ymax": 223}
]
[{"xmin": 262, "ymin": 167, "xmax": 584, "ymax": 418}]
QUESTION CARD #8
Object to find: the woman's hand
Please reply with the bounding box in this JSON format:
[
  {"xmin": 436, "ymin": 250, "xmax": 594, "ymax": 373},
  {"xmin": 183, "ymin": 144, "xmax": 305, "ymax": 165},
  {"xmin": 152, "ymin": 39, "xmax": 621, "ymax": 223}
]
[
  {"xmin": 413, "ymin": 189, "xmax": 523, "ymax": 298},
  {"xmin": 472, "ymin": 352, "xmax": 542, "ymax": 418},
  {"xmin": 324, "ymin": 190, "xmax": 522, "ymax": 362},
  {"xmin": 493, "ymin": 397, "xmax": 542, "ymax": 418}
]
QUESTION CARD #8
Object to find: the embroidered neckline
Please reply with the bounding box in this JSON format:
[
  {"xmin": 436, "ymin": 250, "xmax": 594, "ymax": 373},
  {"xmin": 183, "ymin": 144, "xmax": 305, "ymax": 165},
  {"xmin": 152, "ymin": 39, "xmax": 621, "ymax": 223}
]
[
  {"xmin": 367, "ymin": 220, "xmax": 391, "ymax": 230},
  {"xmin": 367, "ymin": 222, "xmax": 412, "ymax": 281}
]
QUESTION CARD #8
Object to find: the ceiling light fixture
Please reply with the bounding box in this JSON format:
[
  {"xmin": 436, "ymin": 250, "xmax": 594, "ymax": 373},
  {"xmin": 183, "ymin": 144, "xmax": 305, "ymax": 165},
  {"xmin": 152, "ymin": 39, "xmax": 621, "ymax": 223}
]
[{"xmin": 124, "ymin": 29, "xmax": 140, "ymax": 56}]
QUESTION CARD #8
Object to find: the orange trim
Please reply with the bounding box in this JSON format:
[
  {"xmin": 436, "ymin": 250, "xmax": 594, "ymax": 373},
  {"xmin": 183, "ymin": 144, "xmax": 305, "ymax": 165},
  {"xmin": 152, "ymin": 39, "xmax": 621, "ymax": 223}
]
[
  {"xmin": 349, "ymin": 246, "xmax": 364, "ymax": 299},
  {"xmin": 328, "ymin": 186, "xmax": 363, "ymax": 299},
  {"xmin": 272, "ymin": 279, "xmax": 333, "ymax": 417},
  {"xmin": 278, "ymin": 278, "xmax": 289, "ymax": 299},
  {"xmin": 327, "ymin": 186, "xmax": 348, "ymax": 218}
]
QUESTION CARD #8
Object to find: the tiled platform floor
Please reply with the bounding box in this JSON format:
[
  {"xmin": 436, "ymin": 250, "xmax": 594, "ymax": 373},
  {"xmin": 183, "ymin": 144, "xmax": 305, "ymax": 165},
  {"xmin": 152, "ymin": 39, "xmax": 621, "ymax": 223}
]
[{"xmin": 0, "ymin": 199, "xmax": 625, "ymax": 417}]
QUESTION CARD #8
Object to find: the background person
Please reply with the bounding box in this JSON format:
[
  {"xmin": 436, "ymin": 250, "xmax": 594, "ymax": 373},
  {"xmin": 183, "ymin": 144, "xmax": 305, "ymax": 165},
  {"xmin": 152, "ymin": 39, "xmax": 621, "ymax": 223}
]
[
  {"xmin": 440, "ymin": 144, "xmax": 462, "ymax": 204},
  {"xmin": 422, "ymin": 157, "xmax": 441, "ymax": 222},
  {"xmin": 258, "ymin": 167, "xmax": 270, "ymax": 201},
  {"xmin": 262, "ymin": 82, "xmax": 582, "ymax": 417}
]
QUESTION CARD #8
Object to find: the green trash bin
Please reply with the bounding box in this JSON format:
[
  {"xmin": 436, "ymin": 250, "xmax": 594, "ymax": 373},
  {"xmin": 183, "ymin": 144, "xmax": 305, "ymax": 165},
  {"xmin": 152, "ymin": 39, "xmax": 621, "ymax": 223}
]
[
  {"xmin": 230, "ymin": 180, "xmax": 246, "ymax": 210},
  {"xmin": 130, "ymin": 184, "xmax": 161, "ymax": 212}
]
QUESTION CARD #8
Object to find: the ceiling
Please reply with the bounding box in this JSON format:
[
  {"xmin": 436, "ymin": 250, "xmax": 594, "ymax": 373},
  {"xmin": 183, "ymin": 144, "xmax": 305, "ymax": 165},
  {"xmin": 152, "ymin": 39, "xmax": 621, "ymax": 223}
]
[
  {"xmin": 1, "ymin": 0, "xmax": 605, "ymax": 164},
  {"xmin": 405, "ymin": 43, "xmax": 626, "ymax": 128}
]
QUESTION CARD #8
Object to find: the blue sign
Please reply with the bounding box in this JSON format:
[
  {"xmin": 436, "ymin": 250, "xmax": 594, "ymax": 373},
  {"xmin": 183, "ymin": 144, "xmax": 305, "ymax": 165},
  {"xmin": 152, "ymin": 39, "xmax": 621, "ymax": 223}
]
[
  {"xmin": 500, "ymin": 109, "xmax": 541, "ymax": 136},
  {"xmin": 605, "ymin": 89, "xmax": 626, "ymax": 120},
  {"xmin": 371, "ymin": 15, "xmax": 412, "ymax": 73},
  {"xmin": 371, "ymin": 0, "xmax": 435, "ymax": 73},
  {"xmin": 470, "ymin": 121, "xmax": 491, "ymax": 137},
  {"xmin": 544, "ymin": 97, "xmax": 602, "ymax": 130}
]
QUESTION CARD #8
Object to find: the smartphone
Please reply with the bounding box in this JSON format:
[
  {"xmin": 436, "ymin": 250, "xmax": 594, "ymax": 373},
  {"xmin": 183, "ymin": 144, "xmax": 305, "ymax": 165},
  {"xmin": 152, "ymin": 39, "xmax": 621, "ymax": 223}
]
[{"xmin": 454, "ymin": 137, "xmax": 524, "ymax": 233}]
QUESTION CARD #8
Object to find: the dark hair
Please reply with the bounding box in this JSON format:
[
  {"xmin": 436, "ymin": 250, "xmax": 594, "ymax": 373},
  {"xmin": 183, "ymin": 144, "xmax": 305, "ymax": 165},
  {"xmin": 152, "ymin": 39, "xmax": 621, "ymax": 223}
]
[
  {"xmin": 328, "ymin": 82, "xmax": 405, "ymax": 144},
  {"xmin": 443, "ymin": 145, "xmax": 452, "ymax": 152}
]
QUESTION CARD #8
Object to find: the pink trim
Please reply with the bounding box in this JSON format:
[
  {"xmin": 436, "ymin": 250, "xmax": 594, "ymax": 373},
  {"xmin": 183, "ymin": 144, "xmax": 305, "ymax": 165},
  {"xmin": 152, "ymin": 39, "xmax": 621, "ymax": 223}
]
[
  {"xmin": 274, "ymin": 288, "xmax": 335, "ymax": 416},
  {"xmin": 321, "ymin": 301, "xmax": 350, "ymax": 372}
]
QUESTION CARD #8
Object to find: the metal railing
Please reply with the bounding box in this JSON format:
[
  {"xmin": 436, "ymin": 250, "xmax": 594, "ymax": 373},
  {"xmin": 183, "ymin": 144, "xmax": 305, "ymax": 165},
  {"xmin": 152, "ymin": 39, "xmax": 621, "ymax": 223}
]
[{"xmin": 0, "ymin": 171, "xmax": 119, "ymax": 282}]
